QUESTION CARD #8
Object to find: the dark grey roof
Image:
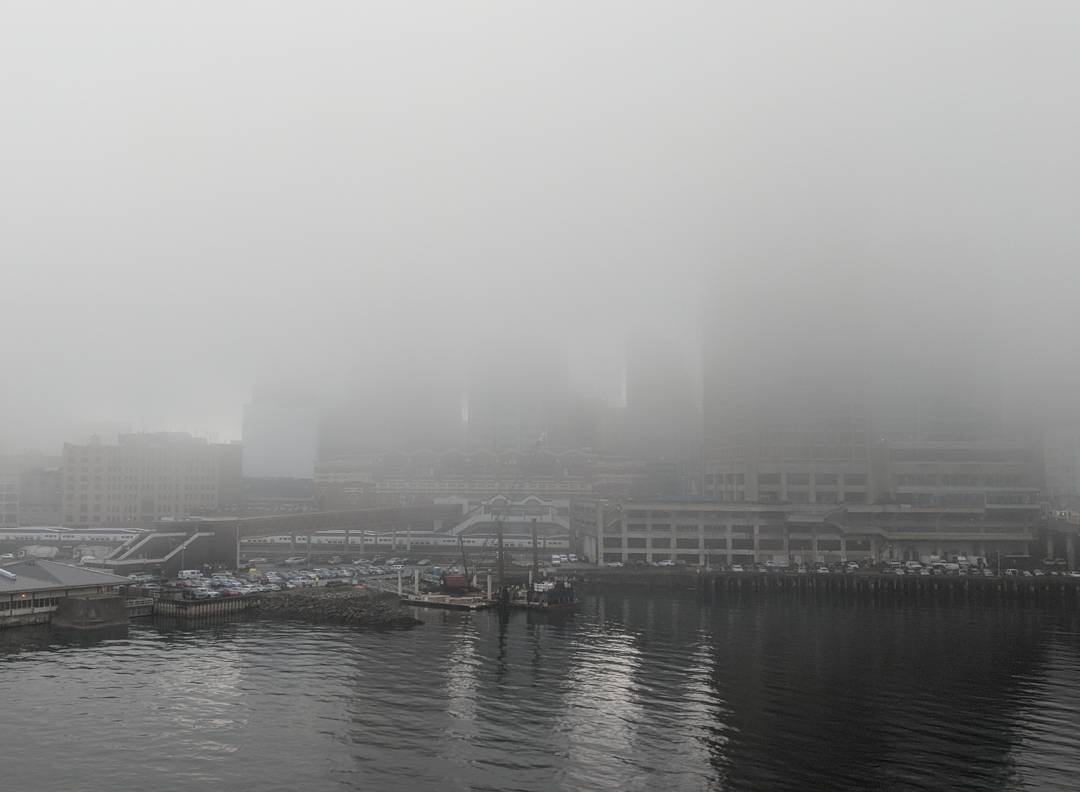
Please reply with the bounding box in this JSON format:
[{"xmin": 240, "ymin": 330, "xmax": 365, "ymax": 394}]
[{"xmin": 0, "ymin": 559, "xmax": 130, "ymax": 594}]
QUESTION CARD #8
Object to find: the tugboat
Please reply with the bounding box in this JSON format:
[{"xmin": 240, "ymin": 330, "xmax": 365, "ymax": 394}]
[{"xmin": 514, "ymin": 578, "xmax": 577, "ymax": 611}]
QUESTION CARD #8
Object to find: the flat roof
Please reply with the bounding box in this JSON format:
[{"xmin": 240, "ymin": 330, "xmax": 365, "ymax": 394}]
[{"xmin": 0, "ymin": 559, "xmax": 131, "ymax": 594}]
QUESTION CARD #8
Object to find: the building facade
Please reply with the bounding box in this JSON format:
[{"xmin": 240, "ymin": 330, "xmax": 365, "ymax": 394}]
[
  {"xmin": 61, "ymin": 433, "xmax": 243, "ymax": 527},
  {"xmin": 0, "ymin": 477, "xmax": 17, "ymax": 529},
  {"xmin": 588, "ymin": 496, "xmax": 1037, "ymax": 567}
]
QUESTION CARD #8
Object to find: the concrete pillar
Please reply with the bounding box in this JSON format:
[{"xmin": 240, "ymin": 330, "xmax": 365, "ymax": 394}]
[
  {"xmin": 397, "ymin": 570, "xmax": 403, "ymax": 596},
  {"xmin": 1067, "ymin": 534, "xmax": 1076, "ymax": 571},
  {"xmin": 1047, "ymin": 532, "xmax": 1056, "ymax": 561},
  {"xmin": 840, "ymin": 535, "xmax": 847, "ymax": 562},
  {"xmin": 811, "ymin": 532, "xmax": 820, "ymax": 564},
  {"xmin": 414, "ymin": 569, "xmax": 420, "ymax": 595},
  {"xmin": 486, "ymin": 573, "xmax": 492, "ymax": 599}
]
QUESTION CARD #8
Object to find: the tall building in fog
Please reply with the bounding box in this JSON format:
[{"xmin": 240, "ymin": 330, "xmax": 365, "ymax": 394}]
[
  {"xmin": 242, "ymin": 382, "xmax": 319, "ymax": 479},
  {"xmin": 0, "ymin": 453, "xmax": 63, "ymax": 527},
  {"xmin": 318, "ymin": 358, "xmax": 464, "ymax": 459},
  {"xmin": 623, "ymin": 330, "xmax": 700, "ymax": 462},
  {"xmin": 701, "ymin": 286, "xmax": 873, "ymax": 504},
  {"xmin": 0, "ymin": 477, "xmax": 16, "ymax": 529},
  {"xmin": 466, "ymin": 342, "xmax": 570, "ymax": 453},
  {"xmin": 61, "ymin": 433, "xmax": 242, "ymax": 527}
]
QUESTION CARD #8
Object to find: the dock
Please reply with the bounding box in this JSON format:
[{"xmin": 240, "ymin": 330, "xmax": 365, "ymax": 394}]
[
  {"xmin": 152, "ymin": 596, "xmax": 259, "ymax": 619},
  {"xmin": 572, "ymin": 568, "xmax": 1080, "ymax": 607},
  {"xmin": 400, "ymin": 593, "xmax": 493, "ymax": 611}
]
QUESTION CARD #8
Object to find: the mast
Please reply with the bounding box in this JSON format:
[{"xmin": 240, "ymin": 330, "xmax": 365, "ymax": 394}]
[
  {"xmin": 531, "ymin": 516, "xmax": 538, "ymax": 582},
  {"xmin": 496, "ymin": 515, "xmax": 506, "ymax": 601}
]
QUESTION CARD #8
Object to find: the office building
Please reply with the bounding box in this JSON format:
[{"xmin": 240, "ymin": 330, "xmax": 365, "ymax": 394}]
[{"xmin": 61, "ymin": 433, "xmax": 242, "ymax": 527}]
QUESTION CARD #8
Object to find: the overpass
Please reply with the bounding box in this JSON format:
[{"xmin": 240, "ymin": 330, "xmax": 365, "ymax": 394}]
[
  {"xmin": 227, "ymin": 504, "xmax": 464, "ymax": 540},
  {"xmin": 96, "ymin": 504, "xmax": 466, "ymax": 574}
]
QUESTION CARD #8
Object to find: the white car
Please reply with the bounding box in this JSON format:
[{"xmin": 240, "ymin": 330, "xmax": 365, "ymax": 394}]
[{"xmin": 730, "ymin": 564, "xmax": 745, "ymax": 573}]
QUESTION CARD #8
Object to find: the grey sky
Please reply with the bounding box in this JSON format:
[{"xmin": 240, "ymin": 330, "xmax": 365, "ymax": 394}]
[{"xmin": 2, "ymin": 2, "xmax": 1078, "ymax": 451}]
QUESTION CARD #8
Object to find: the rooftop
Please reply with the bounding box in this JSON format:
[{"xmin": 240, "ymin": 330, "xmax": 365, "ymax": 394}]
[{"xmin": 0, "ymin": 559, "xmax": 130, "ymax": 594}]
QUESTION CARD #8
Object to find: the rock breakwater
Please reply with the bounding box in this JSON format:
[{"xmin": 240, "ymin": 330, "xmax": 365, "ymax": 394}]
[{"xmin": 252, "ymin": 589, "xmax": 421, "ymax": 629}]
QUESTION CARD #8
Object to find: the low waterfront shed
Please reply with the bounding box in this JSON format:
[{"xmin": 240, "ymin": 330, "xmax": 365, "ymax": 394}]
[{"xmin": 0, "ymin": 559, "xmax": 131, "ymax": 629}]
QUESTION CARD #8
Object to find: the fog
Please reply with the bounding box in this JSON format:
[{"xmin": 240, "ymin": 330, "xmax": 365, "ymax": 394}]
[{"xmin": 2, "ymin": 1, "xmax": 1079, "ymax": 454}]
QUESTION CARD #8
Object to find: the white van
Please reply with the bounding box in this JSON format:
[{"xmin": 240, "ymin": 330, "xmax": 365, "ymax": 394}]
[{"xmin": 177, "ymin": 569, "xmax": 202, "ymax": 580}]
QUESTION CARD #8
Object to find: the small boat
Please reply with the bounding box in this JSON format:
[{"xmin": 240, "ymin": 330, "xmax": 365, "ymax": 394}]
[{"xmin": 512, "ymin": 579, "xmax": 577, "ymax": 611}]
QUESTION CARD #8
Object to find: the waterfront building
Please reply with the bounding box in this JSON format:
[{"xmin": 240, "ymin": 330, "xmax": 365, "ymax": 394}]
[
  {"xmin": 0, "ymin": 558, "xmax": 130, "ymax": 629},
  {"xmin": 434, "ymin": 495, "xmax": 571, "ymax": 552},
  {"xmin": 1043, "ymin": 423, "xmax": 1080, "ymax": 509},
  {"xmin": 314, "ymin": 449, "xmax": 682, "ymax": 510},
  {"xmin": 588, "ymin": 496, "xmax": 1037, "ymax": 567},
  {"xmin": 61, "ymin": 433, "xmax": 242, "ymax": 527}
]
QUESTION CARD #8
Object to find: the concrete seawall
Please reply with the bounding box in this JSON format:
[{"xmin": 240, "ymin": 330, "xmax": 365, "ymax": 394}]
[
  {"xmin": 573, "ymin": 569, "xmax": 1080, "ymax": 608},
  {"xmin": 52, "ymin": 594, "xmax": 129, "ymax": 630}
]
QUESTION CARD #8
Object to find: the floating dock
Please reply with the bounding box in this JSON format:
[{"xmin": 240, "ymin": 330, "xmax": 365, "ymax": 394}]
[{"xmin": 400, "ymin": 594, "xmax": 493, "ymax": 611}]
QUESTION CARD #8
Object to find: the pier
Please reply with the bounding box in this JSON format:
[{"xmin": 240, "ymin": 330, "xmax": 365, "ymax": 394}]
[
  {"xmin": 151, "ymin": 596, "xmax": 259, "ymax": 620},
  {"xmin": 573, "ymin": 569, "xmax": 1080, "ymax": 607}
]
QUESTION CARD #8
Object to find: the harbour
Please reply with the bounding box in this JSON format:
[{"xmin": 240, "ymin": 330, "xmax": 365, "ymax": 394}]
[{"xmin": 2, "ymin": 590, "xmax": 1079, "ymax": 792}]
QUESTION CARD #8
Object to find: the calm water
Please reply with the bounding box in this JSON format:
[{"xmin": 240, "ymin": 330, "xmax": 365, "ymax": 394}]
[{"xmin": 2, "ymin": 593, "xmax": 1080, "ymax": 791}]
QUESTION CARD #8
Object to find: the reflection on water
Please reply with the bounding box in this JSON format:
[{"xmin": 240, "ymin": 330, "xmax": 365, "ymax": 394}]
[{"xmin": 1, "ymin": 594, "xmax": 1079, "ymax": 791}]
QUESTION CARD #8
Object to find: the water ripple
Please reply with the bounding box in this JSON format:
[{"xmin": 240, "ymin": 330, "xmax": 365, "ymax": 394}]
[{"xmin": 1, "ymin": 597, "xmax": 1078, "ymax": 791}]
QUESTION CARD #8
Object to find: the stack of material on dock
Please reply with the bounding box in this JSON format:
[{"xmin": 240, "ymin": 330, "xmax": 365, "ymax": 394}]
[
  {"xmin": 400, "ymin": 593, "xmax": 492, "ymax": 611},
  {"xmin": 251, "ymin": 589, "xmax": 420, "ymax": 628}
]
